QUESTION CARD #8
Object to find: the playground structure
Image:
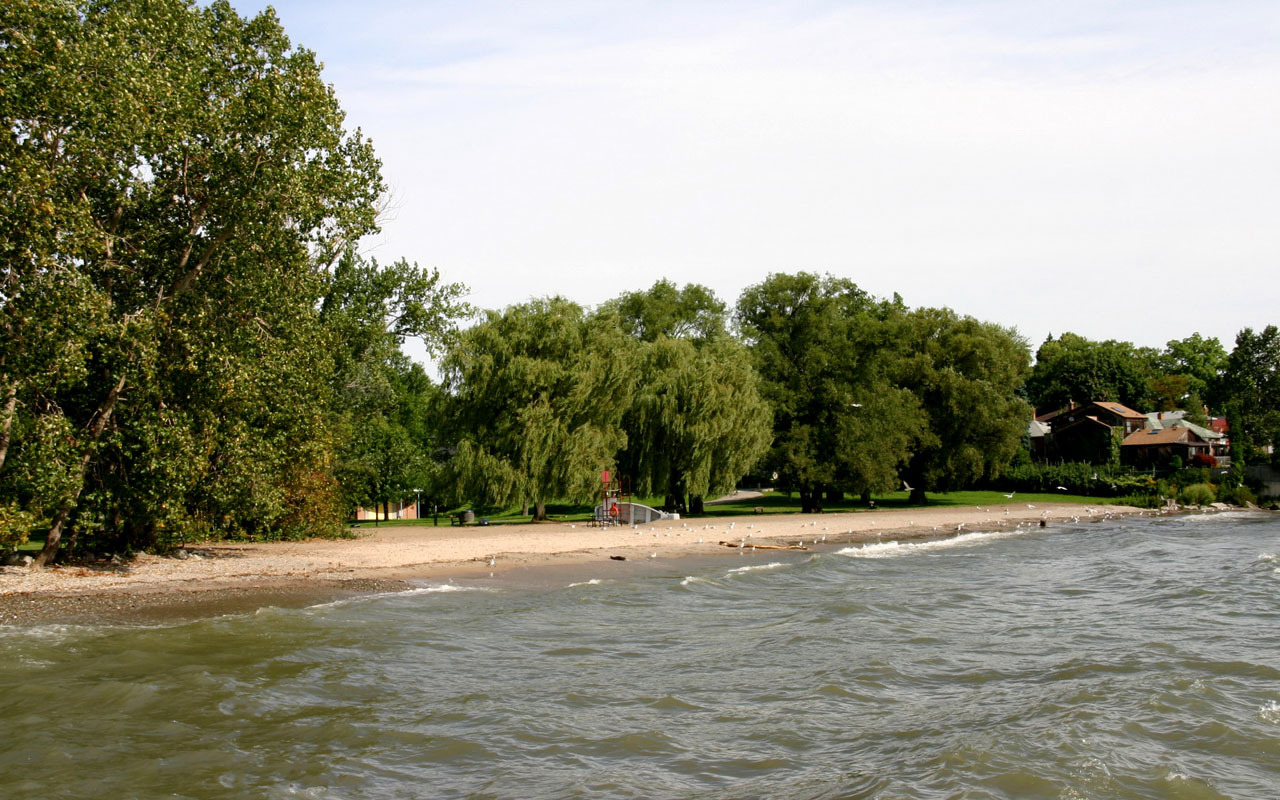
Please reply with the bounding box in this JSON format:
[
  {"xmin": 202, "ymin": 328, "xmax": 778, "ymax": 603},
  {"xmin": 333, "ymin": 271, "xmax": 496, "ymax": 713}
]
[{"xmin": 592, "ymin": 471, "xmax": 676, "ymax": 526}]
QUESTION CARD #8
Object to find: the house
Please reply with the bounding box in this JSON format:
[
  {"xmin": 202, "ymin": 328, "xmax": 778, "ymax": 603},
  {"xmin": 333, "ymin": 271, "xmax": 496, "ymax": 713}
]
[
  {"xmin": 1121, "ymin": 426, "xmax": 1213, "ymax": 468},
  {"xmin": 1038, "ymin": 401, "xmax": 1147, "ymax": 464},
  {"xmin": 1145, "ymin": 411, "xmax": 1231, "ymax": 465}
]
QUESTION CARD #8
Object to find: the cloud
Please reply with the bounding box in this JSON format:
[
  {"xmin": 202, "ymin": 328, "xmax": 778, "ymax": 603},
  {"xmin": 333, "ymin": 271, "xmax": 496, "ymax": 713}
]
[{"xmin": 244, "ymin": 0, "xmax": 1280, "ymax": 351}]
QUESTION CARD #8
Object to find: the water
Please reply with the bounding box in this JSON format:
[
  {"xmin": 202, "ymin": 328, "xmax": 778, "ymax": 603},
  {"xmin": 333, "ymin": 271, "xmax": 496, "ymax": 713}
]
[{"xmin": 3, "ymin": 512, "xmax": 1279, "ymax": 799}]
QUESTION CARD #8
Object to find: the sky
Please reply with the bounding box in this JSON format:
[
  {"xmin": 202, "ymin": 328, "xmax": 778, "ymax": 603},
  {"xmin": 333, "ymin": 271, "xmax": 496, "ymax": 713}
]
[{"xmin": 236, "ymin": 0, "xmax": 1279, "ymax": 359}]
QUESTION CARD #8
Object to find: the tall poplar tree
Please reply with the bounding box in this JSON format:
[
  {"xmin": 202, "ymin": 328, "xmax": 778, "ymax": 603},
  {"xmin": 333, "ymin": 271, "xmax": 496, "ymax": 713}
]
[{"xmin": 0, "ymin": 1, "xmax": 384, "ymax": 561}]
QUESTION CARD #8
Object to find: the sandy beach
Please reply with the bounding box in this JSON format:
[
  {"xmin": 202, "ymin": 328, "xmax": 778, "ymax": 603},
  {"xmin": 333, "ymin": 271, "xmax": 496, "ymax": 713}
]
[{"xmin": 0, "ymin": 503, "xmax": 1146, "ymax": 625}]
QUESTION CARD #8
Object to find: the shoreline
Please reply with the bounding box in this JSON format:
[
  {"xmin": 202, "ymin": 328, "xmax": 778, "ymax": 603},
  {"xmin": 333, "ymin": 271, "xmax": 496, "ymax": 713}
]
[{"xmin": 0, "ymin": 503, "xmax": 1156, "ymax": 626}]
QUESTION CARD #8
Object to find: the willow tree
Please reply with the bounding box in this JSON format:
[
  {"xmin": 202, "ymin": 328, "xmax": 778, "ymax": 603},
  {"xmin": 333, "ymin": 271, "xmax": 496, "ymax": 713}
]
[
  {"xmin": 1, "ymin": 1, "xmax": 384, "ymax": 562},
  {"xmin": 736, "ymin": 273, "xmax": 925, "ymax": 512},
  {"xmin": 611, "ymin": 281, "xmax": 772, "ymax": 514},
  {"xmin": 441, "ymin": 299, "xmax": 633, "ymax": 520}
]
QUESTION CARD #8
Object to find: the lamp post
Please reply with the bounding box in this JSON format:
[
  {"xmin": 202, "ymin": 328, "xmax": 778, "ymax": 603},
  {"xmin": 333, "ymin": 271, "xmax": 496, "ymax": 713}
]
[{"xmin": 413, "ymin": 489, "xmax": 421, "ymax": 521}]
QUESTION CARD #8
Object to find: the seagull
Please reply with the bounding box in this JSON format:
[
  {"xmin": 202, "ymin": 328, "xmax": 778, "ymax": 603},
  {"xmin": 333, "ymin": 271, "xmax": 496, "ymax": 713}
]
[
  {"xmin": 487, "ymin": 558, "xmax": 496, "ymax": 567},
  {"xmin": 1002, "ymin": 492, "xmax": 1015, "ymax": 499},
  {"xmin": 1056, "ymin": 486, "xmax": 1068, "ymax": 492},
  {"xmin": 902, "ymin": 480, "xmax": 914, "ymax": 492}
]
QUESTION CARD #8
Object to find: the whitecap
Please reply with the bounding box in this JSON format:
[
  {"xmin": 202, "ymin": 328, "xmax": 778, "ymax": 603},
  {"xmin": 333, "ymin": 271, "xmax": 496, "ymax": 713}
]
[
  {"xmin": 838, "ymin": 529, "xmax": 1019, "ymax": 558},
  {"xmin": 306, "ymin": 584, "xmax": 484, "ymax": 610},
  {"xmin": 727, "ymin": 561, "xmax": 788, "ymax": 575},
  {"xmin": 567, "ymin": 579, "xmax": 603, "ymax": 588},
  {"xmin": 1255, "ymin": 552, "xmax": 1275, "ymax": 563}
]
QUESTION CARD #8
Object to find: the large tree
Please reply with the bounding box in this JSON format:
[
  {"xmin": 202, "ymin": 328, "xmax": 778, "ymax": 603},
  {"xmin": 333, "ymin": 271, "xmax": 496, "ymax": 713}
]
[
  {"xmin": 894, "ymin": 308, "xmax": 1032, "ymax": 503},
  {"xmin": 736, "ymin": 273, "xmax": 925, "ymax": 512},
  {"xmin": 609, "ymin": 281, "xmax": 771, "ymax": 514},
  {"xmin": 440, "ymin": 299, "xmax": 634, "ymax": 520},
  {"xmin": 1214, "ymin": 326, "xmax": 1280, "ymax": 464},
  {"xmin": 1025, "ymin": 333, "xmax": 1156, "ymax": 413},
  {"xmin": 1150, "ymin": 332, "xmax": 1228, "ymax": 414},
  {"xmin": 0, "ymin": 1, "xmax": 384, "ymax": 562}
]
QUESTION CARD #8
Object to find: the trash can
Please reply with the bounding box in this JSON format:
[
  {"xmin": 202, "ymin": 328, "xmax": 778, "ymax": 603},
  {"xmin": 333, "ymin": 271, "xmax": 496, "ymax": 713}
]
[{"xmin": 461, "ymin": 509, "xmax": 475, "ymax": 525}]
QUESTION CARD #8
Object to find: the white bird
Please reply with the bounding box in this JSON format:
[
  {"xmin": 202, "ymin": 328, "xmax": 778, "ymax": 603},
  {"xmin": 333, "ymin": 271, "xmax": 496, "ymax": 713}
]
[
  {"xmin": 902, "ymin": 480, "xmax": 914, "ymax": 492},
  {"xmin": 1003, "ymin": 492, "xmax": 1015, "ymax": 499},
  {"xmin": 1056, "ymin": 486, "xmax": 1068, "ymax": 492},
  {"xmin": 488, "ymin": 558, "xmax": 496, "ymax": 567}
]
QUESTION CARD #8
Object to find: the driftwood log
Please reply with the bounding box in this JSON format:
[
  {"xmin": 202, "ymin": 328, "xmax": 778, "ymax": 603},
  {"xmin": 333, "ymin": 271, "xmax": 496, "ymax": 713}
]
[{"xmin": 719, "ymin": 541, "xmax": 808, "ymax": 550}]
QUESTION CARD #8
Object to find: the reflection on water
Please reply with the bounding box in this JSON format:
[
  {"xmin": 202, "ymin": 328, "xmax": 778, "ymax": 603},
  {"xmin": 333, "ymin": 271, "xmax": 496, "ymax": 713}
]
[{"xmin": 2, "ymin": 512, "xmax": 1278, "ymax": 799}]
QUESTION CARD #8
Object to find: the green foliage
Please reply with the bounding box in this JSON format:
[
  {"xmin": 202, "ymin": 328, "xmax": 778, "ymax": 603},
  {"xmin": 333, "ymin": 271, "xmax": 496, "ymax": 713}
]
[
  {"xmin": 1026, "ymin": 333, "xmax": 1155, "ymax": 412},
  {"xmin": 440, "ymin": 298, "xmax": 633, "ymax": 519},
  {"xmin": 1216, "ymin": 484, "xmax": 1256, "ymax": 506},
  {"xmin": 1214, "ymin": 326, "xmax": 1280, "ymax": 463},
  {"xmin": 894, "ymin": 307, "xmax": 1032, "ymax": 499},
  {"xmin": 736, "ymin": 273, "xmax": 925, "ymax": 511},
  {"xmin": 0, "ymin": 502, "xmax": 37, "ymax": 551},
  {"xmin": 1179, "ymin": 483, "xmax": 1216, "ymax": 506},
  {"xmin": 618, "ymin": 335, "xmax": 772, "ymax": 510},
  {"xmin": 0, "ymin": 0, "xmax": 393, "ymax": 559},
  {"xmin": 997, "ymin": 462, "xmax": 1152, "ymax": 497},
  {"xmin": 1157, "ymin": 333, "xmax": 1228, "ymax": 408},
  {"xmin": 608, "ymin": 280, "xmax": 727, "ymax": 343}
]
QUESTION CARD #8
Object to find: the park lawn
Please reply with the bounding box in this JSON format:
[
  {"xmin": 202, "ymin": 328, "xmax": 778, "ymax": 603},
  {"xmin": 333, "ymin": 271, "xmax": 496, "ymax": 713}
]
[{"xmin": 346, "ymin": 489, "xmax": 1131, "ymax": 529}]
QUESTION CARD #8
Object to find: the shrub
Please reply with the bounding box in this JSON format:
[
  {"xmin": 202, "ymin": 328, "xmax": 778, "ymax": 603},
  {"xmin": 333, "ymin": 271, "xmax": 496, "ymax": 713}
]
[
  {"xmin": 1217, "ymin": 485, "xmax": 1257, "ymax": 506},
  {"xmin": 0, "ymin": 503, "xmax": 36, "ymax": 552},
  {"xmin": 1179, "ymin": 483, "xmax": 1216, "ymax": 506}
]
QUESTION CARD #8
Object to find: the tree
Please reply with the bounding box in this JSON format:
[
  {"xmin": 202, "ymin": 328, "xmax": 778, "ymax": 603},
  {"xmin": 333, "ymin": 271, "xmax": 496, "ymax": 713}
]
[
  {"xmin": 440, "ymin": 299, "xmax": 633, "ymax": 520},
  {"xmin": 618, "ymin": 336, "xmax": 772, "ymax": 514},
  {"xmin": 610, "ymin": 279, "xmax": 727, "ymax": 343},
  {"xmin": 320, "ymin": 249, "xmax": 468, "ymax": 520},
  {"xmin": 736, "ymin": 273, "xmax": 925, "ymax": 512},
  {"xmin": 894, "ymin": 308, "xmax": 1033, "ymax": 503},
  {"xmin": 1, "ymin": 1, "xmax": 384, "ymax": 563},
  {"xmin": 608, "ymin": 281, "xmax": 771, "ymax": 514},
  {"xmin": 1214, "ymin": 326, "xmax": 1280, "ymax": 464},
  {"xmin": 1152, "ymin": 333, "xmax": 1227, "ymax": 412},
  {"xmin": 1025, "ymin": 334, "xmax": 1156, "ymax": 413}
]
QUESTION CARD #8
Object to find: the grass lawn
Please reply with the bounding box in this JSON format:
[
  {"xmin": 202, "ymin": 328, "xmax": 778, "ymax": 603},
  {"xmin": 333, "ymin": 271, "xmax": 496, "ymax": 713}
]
[{"xmin": 346, "ymin": 489, "xmax": 1130, "ymax": 529}]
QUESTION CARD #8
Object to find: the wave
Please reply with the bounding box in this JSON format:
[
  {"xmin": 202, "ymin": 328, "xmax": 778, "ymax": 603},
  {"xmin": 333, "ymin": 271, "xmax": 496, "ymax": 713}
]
[
  {"xmin": 838, "ymin": 529, "xmax": 1021, "ymax": 559},
  {"xmin": 305, "ymin": 583, "xmax": 486, "ymax": 610},
  {"xmin": 567, "ymin": 579, "xmax": 604, "ymax": 588},
  {"xmin": 726, "ymin": 561, "xmax": 789, "ymax": 575}
]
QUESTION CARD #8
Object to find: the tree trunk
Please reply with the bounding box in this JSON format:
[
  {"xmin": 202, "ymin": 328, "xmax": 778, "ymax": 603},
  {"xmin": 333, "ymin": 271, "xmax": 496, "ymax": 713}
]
[
  {"xmin": 534, "ymin": 500, "xmax": 547, "ymax": 521},
  {"xmin": 909, "ymin": 487, "xmax": 927, "ymax": 505},
  {"xmin": 688, "ymin": 495, "xmax": 704, "ymax": 515},
  {"xmin": 826, "ymin": 489, "xmax": 844, "ymax": 504},
  {"xmin": 35, "ymin": 375, "xmax": 126, "ymax": 567},
  {"xmin": 521, "ymin": 500, "xmax": 529, "ymax": 517},
  {"xmin": 0, "ymin": 379, "xmax": 15, "ymax": 473},
  {"xmin": 799, "ymin": 489, "xmax": 815, "ymax": 514},
  {"xmin": 860, "ymin": 488, "xmax": 872, "ymax": 505}
]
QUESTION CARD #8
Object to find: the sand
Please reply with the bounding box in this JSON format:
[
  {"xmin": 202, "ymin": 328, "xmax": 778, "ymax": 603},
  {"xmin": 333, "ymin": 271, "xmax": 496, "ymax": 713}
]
[{"xmin": 0, "ymin": 503, "xmax": 1147, "ymax": 625}]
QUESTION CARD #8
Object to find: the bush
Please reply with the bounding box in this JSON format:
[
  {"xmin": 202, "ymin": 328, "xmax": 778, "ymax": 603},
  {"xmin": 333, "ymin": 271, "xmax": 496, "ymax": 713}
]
[
  {"xmin": 1179, "ymin": 483, "xmax": 1216, "ymax": 506},
  {"xmin": 1217, "ymin": 485, "xmax": 1257, "ymax": 506},
  {"xmin": 0, "ymin": 503, "xmax": 36, "ymax": 552}
]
